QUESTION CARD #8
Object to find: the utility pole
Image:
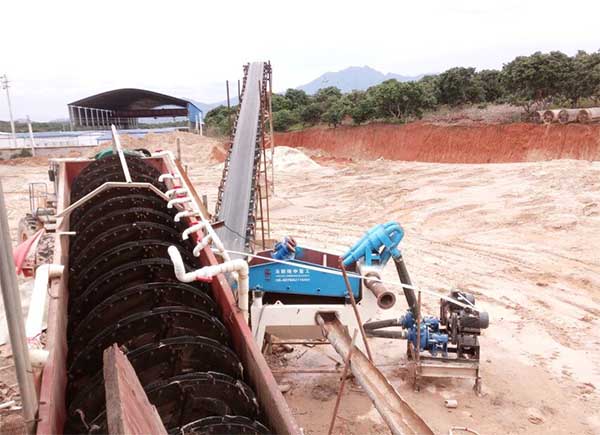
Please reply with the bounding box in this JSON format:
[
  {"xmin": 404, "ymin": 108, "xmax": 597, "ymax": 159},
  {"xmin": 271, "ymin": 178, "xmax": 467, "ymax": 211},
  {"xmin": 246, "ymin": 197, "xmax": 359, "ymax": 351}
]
[
  {"xmin": 26, "ymin": 116, "xmax": 36, "ymax": 157},
  {"xmin": 1, "ymin": 74, "xmax": 17, "ymax": 148}
]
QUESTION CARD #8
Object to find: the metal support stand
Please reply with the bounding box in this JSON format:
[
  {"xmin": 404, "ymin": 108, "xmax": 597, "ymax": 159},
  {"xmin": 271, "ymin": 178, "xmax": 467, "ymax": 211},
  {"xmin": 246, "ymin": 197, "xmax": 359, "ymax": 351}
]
[
  {"xmin": 414, "ymin": 291, "xmax": 421, "ymax": 391},
  {"xmin": 0, "ymin": 180, "xmax": 38, "ymax": 434},
  {"xmin": 339, "ymin": 259, "xmax": 373, "ymax": 362},
  {"xmin": 327, "ymin": 330, "xmax": 357, "ymax": 435},
  {"xmin": 317, "ymin": 313, "xmax": 434, "ymax": 435},
  {"xmin": 408, "ymin": 290, "xmax": 482, "ymax": 394}
]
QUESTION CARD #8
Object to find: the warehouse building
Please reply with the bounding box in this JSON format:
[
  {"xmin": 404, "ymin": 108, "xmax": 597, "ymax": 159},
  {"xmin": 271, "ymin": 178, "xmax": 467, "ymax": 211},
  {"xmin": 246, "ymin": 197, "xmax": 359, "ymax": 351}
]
[{"xmin": 68, "ymin": 88, "xmax": 203, "ymax": 129}]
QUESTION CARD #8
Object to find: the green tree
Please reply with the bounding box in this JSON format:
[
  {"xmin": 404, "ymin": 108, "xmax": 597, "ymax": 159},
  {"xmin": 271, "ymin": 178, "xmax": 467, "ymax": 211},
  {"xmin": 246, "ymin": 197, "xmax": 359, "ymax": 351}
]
[
  {"xmin": 272, "ymin": 109, "xmax": 300, "ymax": 131},
  {"xmin": 300, "ymin": 103, "xmax": 323, "ymax": 125},
  {"xmin": 437, "ymin": 67, "xmax": 484, "ymax": 106},
  {"xmin": 204, "ymin": 105, "xmax": 236, "ymax": 136},
  {"xmin": 321, "ymin": 99, "xmax": 347, "ymax": 128},
  {"xmin": 417, "ymin": 75, "xmax": 439, "ymax": 109},
  {"xmin": 502, "ymin": 51, "xmax": 572, "ymax": 111},
  {"xmin": 284, "ymin": 88, "xmax": 310, "ymax": 109},
  {"xmin": 271, "ymin": 94, "xmax": 293, "ymax": 112},
  {"xmin": 345, "ymin": 91, "xmax": 376, "ymax": 125},
  {"xmin": 564, "ymin": 50, "xmax": 600, "ymax": 106},
  {"xmin": 477, "ymin": 69, "xmax": 505, "ymax": 102},
  {"xmin": 314, "ymin": 86, "xmax": 343, "ymax": 103},
  {"xmin": 370, "ymin": 79, "xmax": 429, "ymax": 120}
]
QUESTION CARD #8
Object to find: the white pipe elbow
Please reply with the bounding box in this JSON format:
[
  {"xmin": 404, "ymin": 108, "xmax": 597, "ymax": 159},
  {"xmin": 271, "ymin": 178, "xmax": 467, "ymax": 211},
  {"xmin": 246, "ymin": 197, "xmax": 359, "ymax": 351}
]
[
  {"xmin": 165, "ymin": 187, "xmax": 188, "ymax": 198},
  {"xmin": 168, "ymin": 246, "xmax": 249, "ymax": 322},
  {"xmin": 182, "ymin": 222, "xmax": 206, "ymax": 240},
  {"xmin": 168, "ymin": 246, "xmax": 195, "ymax": 282},
  {"xmin": 193, "ymin": 235, "xmax": 213, "ymax": 257},
  {"xmin": 168, "ymin": 245, "xmax": 247, "ymax": 281},
  {"xmin": 27, "ymin": 264, "xmax": 64, "ymax": 339},
  {"xmin": 167, "ymin": 196, "xmax": 192, "ymax": 208},
  {"xmin": 174, "ymin": 210, "xmax": 200, "ymax": 222},
  {"xmin": 159, "ymin": 173, "xmax": 181, "ymax": 182}
]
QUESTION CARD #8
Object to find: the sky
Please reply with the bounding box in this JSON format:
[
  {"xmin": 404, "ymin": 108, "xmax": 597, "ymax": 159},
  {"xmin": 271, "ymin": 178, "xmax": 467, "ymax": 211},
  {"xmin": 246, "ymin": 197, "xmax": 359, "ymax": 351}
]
[{"xmin": 1, "ymin": 0, "xmax": 599, "ymax": 121}]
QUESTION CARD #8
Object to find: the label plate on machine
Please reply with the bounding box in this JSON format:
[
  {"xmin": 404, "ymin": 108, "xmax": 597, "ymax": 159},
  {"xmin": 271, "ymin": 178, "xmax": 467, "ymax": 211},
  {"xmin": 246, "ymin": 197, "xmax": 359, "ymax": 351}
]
[{"xmin": 249, "ymin": 259, "xmax": 361, "ymax": 298}]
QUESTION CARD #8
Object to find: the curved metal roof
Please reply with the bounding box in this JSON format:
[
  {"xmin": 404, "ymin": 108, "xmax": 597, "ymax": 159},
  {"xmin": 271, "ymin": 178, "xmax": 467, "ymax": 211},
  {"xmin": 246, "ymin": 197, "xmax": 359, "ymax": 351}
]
[{"xmin": 69, "ymin": 88, "xmax": 199, "ymax": 111}]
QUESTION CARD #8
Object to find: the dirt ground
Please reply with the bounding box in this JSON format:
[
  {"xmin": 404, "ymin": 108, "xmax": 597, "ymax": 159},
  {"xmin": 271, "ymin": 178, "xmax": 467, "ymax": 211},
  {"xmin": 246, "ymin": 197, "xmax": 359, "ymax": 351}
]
[
  {"xmin": 0, "ymin": 132, "xmax": 599, "ymax": 434},
  {"xmin": 276, "ymin": 122, "xmax": 600, "ymax": 163}
]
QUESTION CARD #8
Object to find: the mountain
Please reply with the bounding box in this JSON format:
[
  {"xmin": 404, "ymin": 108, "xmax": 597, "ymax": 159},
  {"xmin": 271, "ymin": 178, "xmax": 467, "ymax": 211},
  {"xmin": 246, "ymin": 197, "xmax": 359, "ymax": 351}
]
[
  {"xmin": 189, "ymin": 100, "xmax": 219, "ymax": 113},
  {"xmin": 195, "ymin": 66, "xmax": 425, "ymax": 111},
  {"xmin": 297, "ymin": 66, "xmax": 424, "ymax": 94}
]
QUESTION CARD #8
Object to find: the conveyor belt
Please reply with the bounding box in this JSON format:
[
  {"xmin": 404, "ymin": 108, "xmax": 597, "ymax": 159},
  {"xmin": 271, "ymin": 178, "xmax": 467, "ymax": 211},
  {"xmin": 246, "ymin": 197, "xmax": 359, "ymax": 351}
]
[{"xmin": 216, "ymin": 62, "xmax": 265, "ymax": 255}]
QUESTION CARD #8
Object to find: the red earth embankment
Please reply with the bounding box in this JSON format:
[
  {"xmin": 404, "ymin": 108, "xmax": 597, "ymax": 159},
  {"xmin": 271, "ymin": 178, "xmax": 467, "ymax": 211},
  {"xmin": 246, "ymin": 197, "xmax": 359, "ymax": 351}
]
[{"xmin": 274, "ymin": 123, "xmax": 600, "ymax": 163}]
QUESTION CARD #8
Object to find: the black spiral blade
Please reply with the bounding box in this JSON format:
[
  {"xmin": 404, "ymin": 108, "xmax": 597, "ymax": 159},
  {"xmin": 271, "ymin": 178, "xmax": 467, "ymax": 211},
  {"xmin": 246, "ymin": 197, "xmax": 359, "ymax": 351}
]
[
  {"xmin": 69, "ymin": 222, "xmax": 189, "ymax": 279},
  {"xmin": 70, "ymin": 186, "xmax": 169, "ymax": 224},
  {"xmin": 69, "ymin": 208, "xmax": 182, "ymax": 258},
  {"xmin": 69, "ymin": 239, "xmax": 198, "ymax": 294},
  {"xmin": 71, "ymin": 193, "xmax": 173, "ymax": 234},
  {"xmin": 68, "ymin": 258, "xmax": 190, "ymax": 319},
  {"xmin": 180, "ymin": 416, "xmax": 272, "ymax": 435},
  {"xmin": 68, "ymin": 306, "xmax": 229, "ymax": 374},
  {"xmin": 68, "ymin": 281, "xmax": 215, "ymax": 341},
  {"xmin": 66, "ymin": 337, "xmax": 244, "ymax": 432}
]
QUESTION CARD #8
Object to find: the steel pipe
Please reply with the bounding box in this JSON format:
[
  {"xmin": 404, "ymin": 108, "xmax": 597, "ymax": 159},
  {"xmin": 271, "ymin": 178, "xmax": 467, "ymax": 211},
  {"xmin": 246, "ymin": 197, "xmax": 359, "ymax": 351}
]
[
  {"xmin": 316, "ymin": 312, "xmax": 433, "ymax": 435},
  {"xmin": 0, "ymin": 180, "xmax": 38, "ymax": 434},
  {"xmin": 364, "ymin": 271, "xmax": 396, "ymax": 309}
]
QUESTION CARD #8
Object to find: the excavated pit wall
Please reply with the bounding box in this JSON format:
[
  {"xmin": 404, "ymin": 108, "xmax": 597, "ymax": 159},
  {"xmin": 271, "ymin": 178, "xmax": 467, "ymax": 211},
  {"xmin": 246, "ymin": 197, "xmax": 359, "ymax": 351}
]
[{"xmin": 275, "ymin": 122, "xmax": 600, "ymax": 163}]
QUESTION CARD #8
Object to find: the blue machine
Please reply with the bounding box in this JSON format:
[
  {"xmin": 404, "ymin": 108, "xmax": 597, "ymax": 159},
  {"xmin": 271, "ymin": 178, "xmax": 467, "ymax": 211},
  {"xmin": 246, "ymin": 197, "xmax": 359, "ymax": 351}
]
[
  {"xmin": 403, "ymin": 312, "xmax": 449, "ymax": 357},
  {"xmin": 249, "ymin": 243, "xmax": 361, "ymax": 298},
  {"xmin": 249, "ymin": 223, "xmax": 403, "ymax": 300},
  {"xmin": 271, "ymin": 236, "xmax": 297, "ymax": 261},
  {"xmin": 342, "ymin": 221, "xmax": 404, "ymax": 267}
]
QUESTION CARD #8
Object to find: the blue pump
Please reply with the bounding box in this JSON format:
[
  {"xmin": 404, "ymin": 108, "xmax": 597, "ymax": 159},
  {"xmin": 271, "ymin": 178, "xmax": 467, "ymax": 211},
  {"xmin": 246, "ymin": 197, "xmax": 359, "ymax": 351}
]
[
  {"xmin": 366, "ymin": 311, "xmax": 449, "ymax": 357},
  {"xmin": 403, "ymin": 312, "xmax": 449, "ymax": 357}
]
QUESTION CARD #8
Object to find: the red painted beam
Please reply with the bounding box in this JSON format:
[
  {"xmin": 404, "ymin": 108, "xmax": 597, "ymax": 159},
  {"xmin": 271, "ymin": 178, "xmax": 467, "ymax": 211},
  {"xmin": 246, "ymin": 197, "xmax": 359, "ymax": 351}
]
[{"xmin": 114, "ymin": 109, "xmax": 187, "ymax": 118}]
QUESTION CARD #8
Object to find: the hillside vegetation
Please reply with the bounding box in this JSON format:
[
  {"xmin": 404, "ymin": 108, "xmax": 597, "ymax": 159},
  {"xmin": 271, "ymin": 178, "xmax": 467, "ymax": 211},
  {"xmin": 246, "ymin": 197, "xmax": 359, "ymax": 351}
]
[{"xmin": 206, "ymin": 49, "xmax": 600, "ymax": 134}]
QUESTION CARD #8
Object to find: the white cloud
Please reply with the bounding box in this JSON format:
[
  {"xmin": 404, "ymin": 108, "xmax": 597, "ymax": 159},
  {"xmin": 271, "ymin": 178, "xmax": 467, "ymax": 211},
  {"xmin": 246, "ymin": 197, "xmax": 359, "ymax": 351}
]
[{"xmin": 0, "ymin": 0, "xmax": 598, "ymax": 120}]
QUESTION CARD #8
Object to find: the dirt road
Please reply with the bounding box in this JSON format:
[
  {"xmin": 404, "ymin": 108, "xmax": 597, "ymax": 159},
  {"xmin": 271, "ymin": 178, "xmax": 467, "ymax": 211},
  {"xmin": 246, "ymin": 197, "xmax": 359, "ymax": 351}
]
[
  {"xmin": 268, "ymin": 149, "xmax": 600, "ymax": 434},
  {"xmin": 0, "ymin": 133, "xmax": 598, "ymax": 434}
]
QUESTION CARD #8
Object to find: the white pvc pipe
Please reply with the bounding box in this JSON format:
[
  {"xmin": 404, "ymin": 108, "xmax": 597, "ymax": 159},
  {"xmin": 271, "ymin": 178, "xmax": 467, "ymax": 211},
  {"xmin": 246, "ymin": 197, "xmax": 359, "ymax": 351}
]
[
  {"xmin": 29, "ymin": 348, "xmax": 49, "ymax": 368},
  {"xmin": 165, "ymin": 187, "xmax": 188, "ymax": 198},
  {"xmin": 175, "ymin": 210, "xmax": 200, "ymax": 222},
  {"xmin": 167, "ymin": 196, "xmax": 192, "ymax": 208},
  {"xmin": 182, "ymin": 222, "xmax": 206, "ymax": 240},
  {"xmin": 168, "ymin": 246, "xmax": 249, "ymax": 321},
  {"xmin": 26, "ymin": 264, "xmax": 64, "ymax": 339},
  {"xmin": 155, "ymin": 155, "xmax": 245, "ymax": 316},
  {"xmin": 154, "ymin": 155, "xmax": 229, "ymax": 258},
  {"xmin": 193, "ymin": 235, "xmax": 213, "ymax": 257},
  {"xmin": 158, "ymin": 173, "xmax": 181, "ymax": 183}
]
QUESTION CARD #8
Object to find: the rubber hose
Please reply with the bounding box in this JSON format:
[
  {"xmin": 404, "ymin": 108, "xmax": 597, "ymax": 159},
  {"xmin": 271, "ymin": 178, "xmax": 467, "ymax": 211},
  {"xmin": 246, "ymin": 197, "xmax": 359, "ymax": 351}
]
[
  {"xmin": 394, "ymin": 255, "xmax": 417, "ymax": 314},
  {"xmin": 363, "ymin": 316, "xmax": 406, "ymax": 331},
  {"xmin": 366, "ymin": 329, "xmax": 408, "ymax": 339}
]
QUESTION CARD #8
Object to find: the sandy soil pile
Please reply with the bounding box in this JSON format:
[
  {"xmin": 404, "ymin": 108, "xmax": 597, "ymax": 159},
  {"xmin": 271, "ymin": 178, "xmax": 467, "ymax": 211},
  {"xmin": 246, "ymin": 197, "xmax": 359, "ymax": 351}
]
[
  {"xmin": 0, "ymin": 134, "xmax": 599, "ymax": 434},
  {"xmin": 97, "ymin": 131, "xmax": 227, "ymax": 164},
  {"xmin": 276, "ymin": 122, "xmax": 600, "ymax": 163},
  {"xmin": 272, "ymin": 146, "xmax": 329, "ymax": 172},
  {"xmin": 267, "ymin": 153, "xmax": 600, "ymax": 435}
]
